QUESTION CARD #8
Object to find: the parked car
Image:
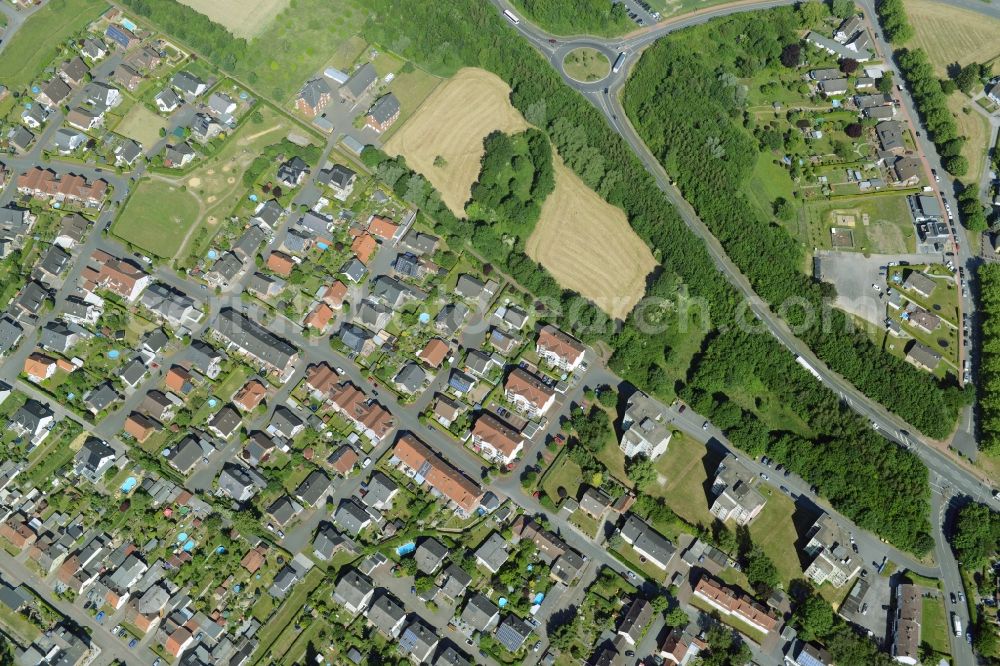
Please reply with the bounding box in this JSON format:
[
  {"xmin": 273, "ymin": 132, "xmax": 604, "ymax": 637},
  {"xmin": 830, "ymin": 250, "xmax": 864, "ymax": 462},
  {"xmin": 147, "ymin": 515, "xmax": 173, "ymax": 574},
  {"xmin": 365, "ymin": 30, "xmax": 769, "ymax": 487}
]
[
  {"xmin": 702, "ymin": 421, "xmax": 709, "ymax": 430},
  {"xmin": 96, "ymin": 611, "xmax": 105, "ymax": 623},
  {"xmin": 951, "ymin": 593, "xmax": 957, "ymax": 604},
  {"xmin": 129, "ymin": 639, "xmax": 138, "ymax": 649}
]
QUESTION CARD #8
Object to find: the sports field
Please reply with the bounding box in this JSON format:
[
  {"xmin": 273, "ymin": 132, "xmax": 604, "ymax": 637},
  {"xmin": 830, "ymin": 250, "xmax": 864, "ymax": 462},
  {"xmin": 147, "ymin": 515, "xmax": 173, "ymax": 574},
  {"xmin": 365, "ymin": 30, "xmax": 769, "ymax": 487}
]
[
  {"xmin": 527, "ymin": 158, "xmax": 657, "ymax": 320},
  {"xmin": 0, "ymin": 0, "xmax": 107, "ymax": 91},
  {"xmin": 177, "ymin": 0, "xmax": 289, "ymax": 38},
  {"xmin": 113, "ymin": 180, "xmax": 201, "ymax": 258},
  {"xmin": 385, "ymin": 67, "xmax": 529, "ymax": 215},
  {"xmin": 907, "ymin": 0, "xmax": 1000, "ymax": 76}
]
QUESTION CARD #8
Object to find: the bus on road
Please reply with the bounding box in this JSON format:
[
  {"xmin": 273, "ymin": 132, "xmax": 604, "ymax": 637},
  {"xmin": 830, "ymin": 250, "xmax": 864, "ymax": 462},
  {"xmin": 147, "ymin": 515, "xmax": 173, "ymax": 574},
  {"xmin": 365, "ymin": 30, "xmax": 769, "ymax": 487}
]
[
  {"xmin": 503, "ymin": 9, "xmax": 520, "ymax": 24},
  {"xmin": 612, "ymin": 52, "xmax": 626, "ymax": 73}
]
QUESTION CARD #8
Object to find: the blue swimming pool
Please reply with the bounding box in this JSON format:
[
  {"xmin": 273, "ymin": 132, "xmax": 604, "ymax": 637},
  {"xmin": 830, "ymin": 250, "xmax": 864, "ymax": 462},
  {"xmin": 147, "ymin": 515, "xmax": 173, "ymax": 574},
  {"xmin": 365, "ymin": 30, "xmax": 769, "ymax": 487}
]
[
  {"xmin": 396, "ymin": 542, "xmax": 416, "ymax": 556},
  {"xmin": 120, "ymin": 477, "xmax": 137, "ymax": 493}
]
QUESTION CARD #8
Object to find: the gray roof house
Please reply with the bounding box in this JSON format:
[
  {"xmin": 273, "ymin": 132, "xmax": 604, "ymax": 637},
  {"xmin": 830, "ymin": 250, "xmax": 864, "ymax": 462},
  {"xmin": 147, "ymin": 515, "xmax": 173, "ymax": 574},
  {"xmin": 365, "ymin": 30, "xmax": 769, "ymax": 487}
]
[
  {"xmin": 266, "ymin": 495, "xmax": 301, "ymax": 526},
  {"xmin": 333, "ymin": 569, "xmax": 374, "ymax": 614},
  {"xmin": 83, "ymin": 382, "xmax": 119, "ymax": 415},
  {"xmin": 334, "ymin": 497, "xmax": 371, "ymax": 536},
  {"xmin": 277, "ymin": 156, "xmax": 308, "ymax": 188},
  {"xmin": 361, "ymin": 471, "xmax": 399, "ymax": 510},
  {"xmin": 619, "ymin": 515, "xmax": 676, "ymax": 570},
  {"xmin": 39, "ymin": 321, "xmax": 78, "ymax": 353},
  {"xmin": 339, "ymin": 63, "xmax": 378, "ymax": 103},
  {"xmin": 268, "ymin": 405, "xmax": 304, "ymax": 439},
  {"xmin": 252, "ymin": 199, "xmax": 283, "ymax": 230},
  {"xmin": 166, "ymin": 435, "xmax": 205, "ymax": 474},
  {"xmin": 367, "ymin": 591, "xmax": 407, "ymax": 638},
  {"xmin": 207, "ymin": 404, "xmax": 242, "ymax": 440},
  {"xmin": 398, "ymin": 617, "xmax": 439, "ymax": 663},
  {"xmin": 171, "ymin": 71, "xmax": 207, "ymax": 98},
  {"xmin": 435, "ymin": 646, "xmax": 472, "ymax": 666},
  {"xmin": 217, "ymin": 462, "xmax": 265, "ymax": 502},
  {"xmin": 74, "ymin": 438, "xmax": 115, "ymax": 482},
  {"xmin": 496, "ymin": 614, "xmax": 532, "ymax": 652},
  {"xmin": 415, "ymin": 537, "xmax": 449, "ymax": 574},
  {"xmin": 474, "ymin": 532, "xmax": 510, "ymax": 573},
  {"xmin": 440, "ymin": 564, "xmax": 472, "ymax": 599},
  {"xmin": 154, "ymin": 88, "xmax": 181, "ymax": 112},
  {"xmin": 232, "ymin": 224, "xmax": 267, "ymax": 260},
  {"xmin": 342, "ymin": 257, "xmax": 367, "ymax": 283},
  {"xmin": 268, "ymin": 564, "xmax": 300, "ymax": 599},
  {"xmin": 313, "ymin": 522, "xmax": 351, "ymax": 561},
  {"xmin": 294, "ymin": 470, "xmax": 331, "ymax": 507},
  {"xmin": 215, "ymin": 308, "xmax": 298, "ymax": 377},
  {"xmin": 460, "ymin": 593, "xmax": 500, "ymax": 633},
  {"xmin": 0, "ymin": 316, "xmax": 23, "ymax": 354},
  {"xmin": 393, "ymin": 362, "xmax": 426, "ymax": 394}
]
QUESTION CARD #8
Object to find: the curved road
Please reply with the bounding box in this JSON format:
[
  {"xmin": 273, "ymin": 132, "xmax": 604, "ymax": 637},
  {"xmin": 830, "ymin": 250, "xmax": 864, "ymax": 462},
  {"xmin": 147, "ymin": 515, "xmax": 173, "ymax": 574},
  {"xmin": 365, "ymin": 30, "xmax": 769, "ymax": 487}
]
[{"xmin": 490, "ymin": 0, "xmax": 996, "ymax": 507}]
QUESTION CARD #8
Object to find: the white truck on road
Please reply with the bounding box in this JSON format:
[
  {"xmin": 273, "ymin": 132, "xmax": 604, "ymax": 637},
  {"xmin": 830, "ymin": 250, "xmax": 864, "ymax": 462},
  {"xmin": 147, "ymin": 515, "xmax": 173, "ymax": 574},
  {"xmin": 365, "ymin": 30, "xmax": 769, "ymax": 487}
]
[{"xmin": 952, "ymin": 612, "xmax": 962, "ymax": 637}]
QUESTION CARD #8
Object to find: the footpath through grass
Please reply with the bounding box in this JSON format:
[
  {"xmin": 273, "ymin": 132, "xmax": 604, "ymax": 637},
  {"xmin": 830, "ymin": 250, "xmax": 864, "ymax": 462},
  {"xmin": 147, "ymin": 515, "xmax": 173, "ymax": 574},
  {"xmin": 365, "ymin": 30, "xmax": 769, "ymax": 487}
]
[{"xmin": 0, "ymin": 0, "xmax": 107, "ymax": 91}]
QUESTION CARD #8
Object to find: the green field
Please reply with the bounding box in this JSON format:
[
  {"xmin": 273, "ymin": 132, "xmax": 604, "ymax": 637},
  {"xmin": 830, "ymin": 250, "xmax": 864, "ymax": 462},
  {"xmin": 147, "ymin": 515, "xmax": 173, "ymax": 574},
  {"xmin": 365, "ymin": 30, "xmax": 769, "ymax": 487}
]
[
  {"xmin": 649, "ymin": 433, "xmax": 717, "ymax": 528},
  {"xmin": 113, "ymin": 179, "xmax": 201, "ymax": 258},
  {"xmin": 0, "ymin": 0, "xmax": 108, "ymax": 91},
  {"xmin": 804, "ymin": 194, "xmax": 917, "ymax": 255},
  {"xmin": 747, "ymin": 490, "xmax": 803, "ymax": 587},
  {"xmin": 541, "ymin": 453, "xmax": 582, "ymax": 505},
  {"xmin": 922, "ymin": 595, "xmax": 952, "ymax": 658},
  {"xmin": 563, "ymin": 48, "xmax": 610, "ymax": 83}
]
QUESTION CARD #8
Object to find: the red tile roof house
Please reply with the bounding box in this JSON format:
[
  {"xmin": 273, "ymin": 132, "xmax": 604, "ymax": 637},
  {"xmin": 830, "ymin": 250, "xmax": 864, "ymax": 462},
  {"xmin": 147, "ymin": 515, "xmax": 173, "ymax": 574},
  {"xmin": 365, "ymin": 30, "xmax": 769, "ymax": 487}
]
[
  {"xmin": 305, "ymin": 362, "xmax": 339, "ymax": 400},
  {"xmin": 84, "ymin": 250, "xmax": 150, "ymax": 302},
  {"xmin": 329, "ymin": 381, "xmax": 396, "ymax": 445},
  {"xmin": 351, "ymin": 233, "xmax": 378, "ymax": 264},
  {"xmin": 368, "ymin": 214, "xmax": 399, "ymax": 241},
  {"xmin": 233, "ymin": 379, "xmax": 267, "ymax": 411},
  {"xmin": 304, "ymin": 303, "xmax": 334, "ymax": 331},
  {"xmin": 504, "ymin": 367, "xmax": 556, "ymax": 418},
  {"xmin": 390, "ymin": 433, "xmax": 483, "ymax": 517},
  {"xmin": 17, "ymin": 167, "xmax": 108, "ymax": 207},
  {"xmin": 320, "ymin": 281, "xmax": 349, "ymax": 309},
  {"xmin": 266, "ymin": 251, "xmax": 295, "ymax": 277},
  {"xmin": 418, "ymin": 338, "xmax": 449, "ymax": 368},
  {"xmin": 692, "ymin": 575, "xmax": 780, "ymax": 636},
  {"xmin": 24, "ymin": 352, "xmax": 57, "ymax": 381},
  {"xmin": 536, "ymin": 324, "xmax": 586, "ymax": 372},
  {"xmin": 124, "ymin": 412, "xmax": 158, "ymax": 443},
  {"xmin": 470, "ymin": 413, "xmax": 524, "ymax": 468}
]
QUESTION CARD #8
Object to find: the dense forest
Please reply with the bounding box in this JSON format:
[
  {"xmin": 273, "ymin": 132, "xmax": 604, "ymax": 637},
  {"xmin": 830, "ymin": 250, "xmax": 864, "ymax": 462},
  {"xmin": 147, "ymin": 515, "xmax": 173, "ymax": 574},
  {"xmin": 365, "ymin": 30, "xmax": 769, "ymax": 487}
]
[
  {"xmin": 361, "ymin": 0, "xmax": 935, "ymax": 554},
  {"xmin": 977, "ymin": 264, "xmax": 1000, "ymax": 455},
  {"xmin": 466, "ymin": 129, "xmax": 555, "ymax": 237},
  {"xmin": 622, "ymin": 5, "xmax": 965, "ymax": 439},
  {"xmin": 950, "ymin": 502, "xmax": 1000, "ymax": 660},
  {"xmin": 512, "ymin": 0, "xmax": 631, "ymax": 36}
]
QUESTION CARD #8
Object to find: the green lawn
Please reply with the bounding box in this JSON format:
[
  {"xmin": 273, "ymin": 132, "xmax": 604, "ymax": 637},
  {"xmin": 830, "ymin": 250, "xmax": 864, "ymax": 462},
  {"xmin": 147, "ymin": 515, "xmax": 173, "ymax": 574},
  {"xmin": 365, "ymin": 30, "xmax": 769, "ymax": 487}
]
[
  {"xmin": 0, "ymin": 603, "xmax": 42, "ymax": 645},
  {"xmin": 216, "ymin": 366, "xmax": 251, "ymax": 401},
  {"xmin": 747, "ymin": 490, "xmax": 803, "ymax": 588},
  {"xmin": 612, "ymin": 542, "xmax": 668, "ymax": 583},
  {"xmin": 922, "ymin": 595, "xmax": 952, "ymax": 657},
  {"xmin": 563, "ymin": 48, "xmax": 610, "ymax": 83},
  {"xmin": 540, "ymin": 453, "xmax": 582, "ymax": 505},
  {"xmin": 649, "ymin": 433, "xmax": 716, "ymax": 528},
  {"xmin": 803, "ymin": 193, "xmax": 917, "ymax": 255},
  {"xmin": 0, "ymin": 0, "xmax": 108, "ymax": 91},
  {"xmin": 113, "ymin": 179, "xmax": 201, "ymax": 258}
]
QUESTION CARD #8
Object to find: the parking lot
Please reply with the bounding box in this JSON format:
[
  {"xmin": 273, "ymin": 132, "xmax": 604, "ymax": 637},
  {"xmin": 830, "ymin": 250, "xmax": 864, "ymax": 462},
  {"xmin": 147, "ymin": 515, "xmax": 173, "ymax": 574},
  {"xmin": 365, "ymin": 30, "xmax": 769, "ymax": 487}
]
[
  {"xmin": 838, "ymin": 573, "xmax": 893, "ymax": 646},
  {"xmin": 815, "ymin": 251, "xmax": 945, "ymax": 327}
]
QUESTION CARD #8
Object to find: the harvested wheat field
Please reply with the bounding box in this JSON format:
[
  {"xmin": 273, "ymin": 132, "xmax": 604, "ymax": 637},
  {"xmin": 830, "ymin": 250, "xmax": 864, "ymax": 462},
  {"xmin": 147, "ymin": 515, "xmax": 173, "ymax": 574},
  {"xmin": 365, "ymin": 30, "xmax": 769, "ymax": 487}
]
[
  {"xmin": 385, "ymin": 67, "xmax": 528, "ymax": 215},
  {"xmin": 177, "ymin": 0, "xmax": 289, "ymax": 38},
  {"xmin": 527, "ymin": 157, "xmax": 657, "ymax": 320},
  {"xmin": 907, "ymin": 0, "xmax": 1000, "ymax": 75}
]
